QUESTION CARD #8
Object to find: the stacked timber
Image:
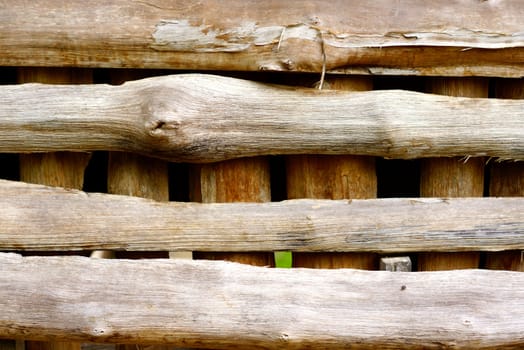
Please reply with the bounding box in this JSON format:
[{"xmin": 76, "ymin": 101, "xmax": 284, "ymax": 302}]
[{"xmin": 0, "ymin": 1, "xmax": 523, "ymax": 349}]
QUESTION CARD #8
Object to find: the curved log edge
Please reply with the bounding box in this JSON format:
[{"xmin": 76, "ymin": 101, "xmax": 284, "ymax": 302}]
[
  {"xmin": 0, "ymin": 253, "xmax": 523, "ymax": 349},
  {"xmin": 0, "ymin": 179, "xmax": 522, "ymax": 253},
  {"xmin": 0, "ymin": 74, "xmax": 523, "ymax": 162},
  {"xmin": 2, "ymin": 0, "xmax": 524, "ymax": 76}
]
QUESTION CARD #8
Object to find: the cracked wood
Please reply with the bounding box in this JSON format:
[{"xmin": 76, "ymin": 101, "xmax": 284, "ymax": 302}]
[
  {"xmin": 2, "ymin": 0, "xmax": 524, "ymax": 76},
  {"xmin": 0, "ymin": 74, "xmax": 523, "ymax": 162}
]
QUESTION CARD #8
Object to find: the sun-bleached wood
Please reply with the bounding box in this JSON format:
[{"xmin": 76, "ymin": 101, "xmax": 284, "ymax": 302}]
[
  {"xmin": 105, "ymin": 70, "xmax": 171, "ymax": 350},
  {"xmin": 0, "ymin": 180, "xmax": 522, "ymax": 253},
  {"xmin": 2, "ymin": 1, "xmax": 524, "ymax": 77},
  {"xmin": 1, "ymin": 253, "xmax": 523, "ymax": 349},
  {"xmin": 418, "ymin": 77, "xmax": 488, "ymax": 271},
  {"xmin": 0, "ymin": 74, "xmax": 523, "ymax": 162},
  {"xmin": 286, "ymin": 77, "xmax": 378, "ymax": 269},
  {"xmin": 17, "ymin": 67, "xmax": 92, "ymax": 189},
  {"xmin": 17, "ymin": 66, "xmax": 92, "ymax": 350}
]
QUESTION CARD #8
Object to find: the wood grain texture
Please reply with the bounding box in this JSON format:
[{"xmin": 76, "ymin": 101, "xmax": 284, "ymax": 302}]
[
  {"xmin": 2, "ymin": 1, "xmax": 524, "ymax": 77},
  {"xmin": 486, "ymin": 78, "xmax": 524, "ymax": 272},
  {"xmin": 105, "ymin": 69, "xmax": 179, "ymax": 262},
  {"xmin": 17, "ymin": 66, "xmax": 92, "ymax": 350},
  {"xmin": 490, "ymin": 79, "xmax": 524, "ymax": 198},
  {"xmin": 1, "ymin": 74, "xmax": 523, "ymax": 162},
  {"xmin": 107, "ymin": 70, "xmax": 169, "ymax": 201},
  {"xmin": 189, "ymin": 157, "xmax": 271, "ymax": 204},
  {"xmin": 108, "ymin": 152, "xmax": 168, "ymax": 200},
  {"xmin": 1, "ymin": 253, "xmax": 524, "ymax": 349},
  {"xmin": 0, "ymin": 180, "xmax": 522, "ymax": 253},
  {"xmin": 287, "ymin": 77, "xmax": 377, "ymax": 269},
  {"xmin": 190, "ymin": 156, "xmax": 273, "ymax": 266},
  {"xmin": 418, "ymin": 77, "xmax": 488, "ymax": 271},
  {"xmin": 107, "ymin": 75, "xmax": 171, "ymax": 350},
  {"xmin": 17, "ymin": 67, "xmax": 92, "ymax": 189},
  {"xmin": 19, "ymin": 152, "xmax": 91, "ymax": 189}
]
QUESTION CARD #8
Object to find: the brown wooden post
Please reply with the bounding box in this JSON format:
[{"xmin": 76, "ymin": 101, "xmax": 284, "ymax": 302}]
[
  {"xmin": 286, "ymin": 76, "xmax": 378, "ymax": 269},
  {"xmin": 485, "ymin": 79, "xmax": 524, "ymax": 272},
  {"xmin": 418, "ymin": 77, "xmax": 487, "ymax": 271},
  {"xmin": 189, "ymin": 156, "xmax": 273, "ymax": 266},
  {"xmin": 18, "ymin": 67, "xmax": 92, "ymax": 350}
]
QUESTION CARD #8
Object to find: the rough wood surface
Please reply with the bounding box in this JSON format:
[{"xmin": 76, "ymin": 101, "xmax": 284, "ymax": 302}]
[
  {"xmin": 2, "ymin": 1, "xmax": 524, "ymax": 77},
  {"xmin": 0, "ymin": 180, "xmax": 522, "ymax": 253},
  {"xmin": 418, "ymin": 77, "xmax": 488, "ymax": 271},
  {"xmin": 1, "ymin": 253, "xmax": 523, "ymax": 349},
  {"xmin": 190, "ymin": 156, "xmax": 273, "ymax": 266},
  {"xmin": 1, "ymin": 74, "xmax": 523, "ymax": 162},
  {"xmin": 17, "ymin": 67, "xmax": 92, "ymax": 350},
  {"xmin": 286, "ymin": 77, "xmax": 378, "ymax": 269},
  {"xmin": 486, "ymin": 78, "xmax": 524, "ymax": 272},
  {"xmin": 17, "ymin": 67, "xmax": 92, "ymax": 189}
]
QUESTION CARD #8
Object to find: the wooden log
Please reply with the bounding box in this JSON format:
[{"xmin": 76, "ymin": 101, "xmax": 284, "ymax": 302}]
[
  {"xmin": 17, "ymin": 66, "xmax": 92, "ymax": 350},
  {"xmin": 107, "ymin": 72, "xmax": 169, "ymax": 202},
  {"xmin": 0, "ymin": 180, "xmax": 522, "ymax": 253},
  {"xmin": 17, "ymin": 67, "xmax": 92, "ymax": 189},
  {"xmin": 418, "ymin": 78, "xmax": 488, "ymax": 271},
  {"xmin": 2, "ymin": 1, "xmax": 524, "ymax": 77},
  {"xmin": 287, "ymin": 76, "xmax": 378, "ymax": 269},
  {"xmin": 486, "ymin": 78, "xmax": 524, "ymax": 272},
  {"xmin": 189, "ymin": 157, "xmax": 273, "ymax": 266},
  {"xmin": 0, "ymin": 74, "xmax": 523, "ymax": 162},
  {"xmin": 1, "ymin": 253, "xmax": 523, "ymax": 349}
]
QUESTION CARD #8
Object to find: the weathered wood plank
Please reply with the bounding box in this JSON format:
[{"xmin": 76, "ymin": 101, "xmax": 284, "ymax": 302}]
[
  {"xmin": 0, "ymin": 179, "xmax": 522, "ymax": 253},
  {"xmin": 2, "ymin": 1, "xmax": 524, "ymax": 77},
  {"xmin": 1, "ymin": 74, "xmax": 523, "ymax": 162},
  {"xmin": 0, "ymin": 253, "xmax": 523, "ymax": 349}
]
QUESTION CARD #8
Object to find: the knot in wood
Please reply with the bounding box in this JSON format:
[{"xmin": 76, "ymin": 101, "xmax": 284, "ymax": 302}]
[{"xmin": 146, "ymin": 119, "xmax": 181, "ymax": 137}]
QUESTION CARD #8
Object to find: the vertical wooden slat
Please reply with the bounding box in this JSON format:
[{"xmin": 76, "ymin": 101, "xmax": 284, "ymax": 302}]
[
  {"xmin": 190, "ymin": 156, "xmax": 273, "ymax": 266},
  {"xmin": 108, "ymin": 152, "xmax": 169, "ymax": 200},
  {"xmin": 485, "ymin": 79, "xmax": 524, "ymax": 272},
  {"xmin": 18, "ymin": 67, "xmax": 92, "ymax": 350},
  {"xmin": 418, "ymin": 77, "xmax": 488, "ymax": 271},
  {"xmin": 286, "ymin": 76, "xmax": 378, "ymax": 269}
]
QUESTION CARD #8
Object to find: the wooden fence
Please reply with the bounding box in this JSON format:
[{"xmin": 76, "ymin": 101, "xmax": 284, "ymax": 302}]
[{"xmin": 1, "ymin": 1, "xmax": 523, "ymax": 349}]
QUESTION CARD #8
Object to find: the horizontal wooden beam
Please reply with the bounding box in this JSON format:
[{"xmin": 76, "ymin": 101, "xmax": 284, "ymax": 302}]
[
  {"xmin": 1, "ymin": 253, "xmax": 523, "ymax": 348},
  {"xmin": 1, "ymin": 74, "xmax": 523, "ymax": 162},
  {"xmin": 1, "ymin": 180, "xmax": 522, "ymax": 253},
  {"xmin": 1, "ymin": 1, "xmax": 524, "ymax": 76}
]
